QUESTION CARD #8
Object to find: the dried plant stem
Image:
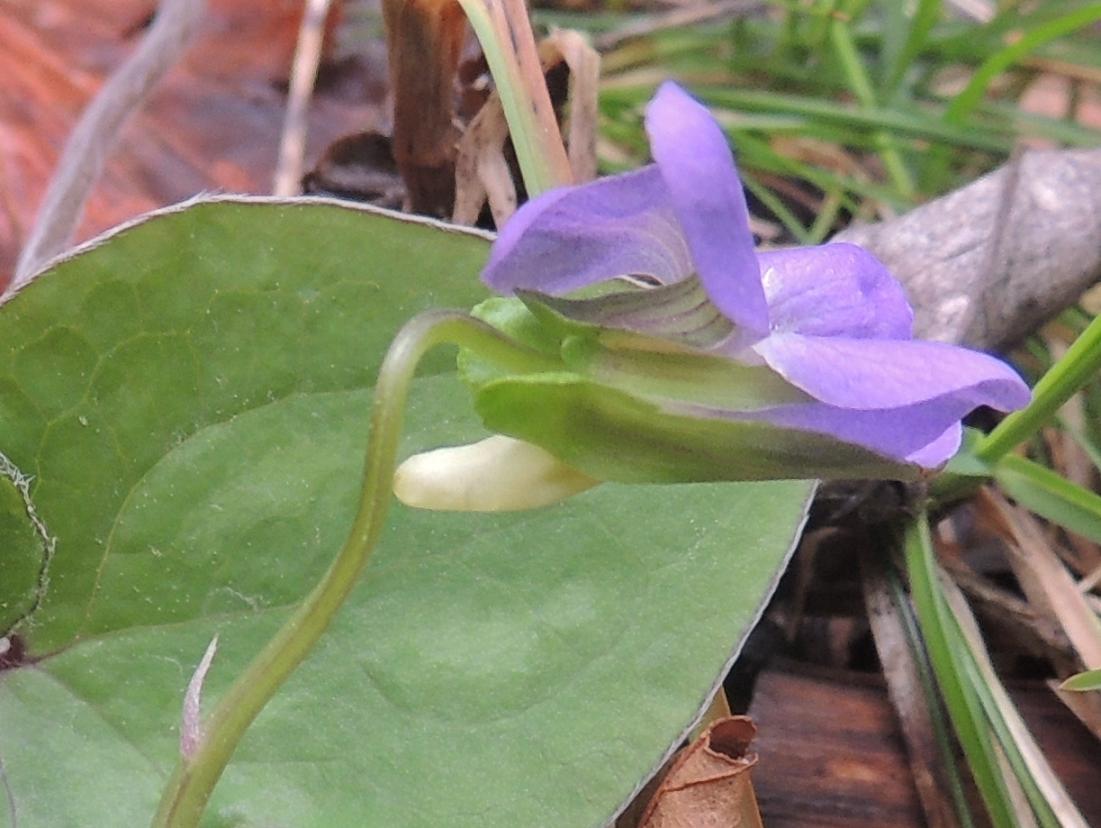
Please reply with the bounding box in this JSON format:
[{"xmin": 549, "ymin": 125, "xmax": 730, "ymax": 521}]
[
  {"xmin": 11, "ymin": 0, "xmax": 206, "ymax": 289},
  {"xmin": 272, "ymin": 0, "xmax": 335, "ymax": 197},
  {"xmin": 458, "ymin": 0, "xmax": 572, "ymax": 195},
  {"xmin": 382, "ymin": 0, "xmax": 468, "ymax": 216}
]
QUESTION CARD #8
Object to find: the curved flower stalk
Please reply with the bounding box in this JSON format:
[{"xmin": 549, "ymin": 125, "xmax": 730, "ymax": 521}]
[{"xmin": 396, "ymin": 82, "xmax": 1030, "ymax": 511}]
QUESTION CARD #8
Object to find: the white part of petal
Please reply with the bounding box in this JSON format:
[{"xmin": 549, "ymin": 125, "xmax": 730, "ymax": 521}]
[
  {"xmin": 181, "ymin": 634, "xmax": 219, "ymax": 760},
  {"xmin": 393, "ymin": 436, "xmax": 599, "ymax": 512}
]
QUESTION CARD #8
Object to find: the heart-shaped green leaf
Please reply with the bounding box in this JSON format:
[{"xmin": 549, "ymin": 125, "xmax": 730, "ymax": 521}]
[{"xmin": 0, "ymin": 198, "xmax": 813, "ymax": 826}]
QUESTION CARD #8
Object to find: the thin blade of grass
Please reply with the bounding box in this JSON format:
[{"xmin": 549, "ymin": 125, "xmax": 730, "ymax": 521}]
[
  {"xmin": 828, "ymin": 16, "xmax": 915, "ymax": 196},
  {"xmin": 862, "ymin": 546, "xmax": 973, "ymax": 828},
  {"xmin": 1060, "ymin": 668, "xmax": 1101, "ymax": 692},
  {"xmin": 994, "ymin": 454, "xmax": 1101, "ymax": 547},
  {"xmin": 883, "ymin": 0, "xmax": 943, "ymax": 100},
  {"xmin": 921, "ymin": 2, "xmax": 1101, "ymax": 187},
  {"xmin": 936, "ymin": 571, "xmax": 1087, "ymax": 828},
  {"xmin": 904, "ymin": 516, "xmax": 1020, "ymax": 828},
  {"xmin": 945, "ymin": 3, "xmax": 1101, "ymax": 125}
]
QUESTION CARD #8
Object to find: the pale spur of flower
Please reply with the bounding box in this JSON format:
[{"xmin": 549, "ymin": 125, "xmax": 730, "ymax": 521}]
[
  {"xmin": 393, "ymin": 435, "xmax": 599, "ymax": 510},
  {"xmin": 394, "ymin": 82, "xmax": 1030, "ymax": 511}
]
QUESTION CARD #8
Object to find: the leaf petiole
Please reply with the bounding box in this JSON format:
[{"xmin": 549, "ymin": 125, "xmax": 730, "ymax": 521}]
[{"xmin": 150, "ymin": 309, "xmax": 557, "ymax": 828}]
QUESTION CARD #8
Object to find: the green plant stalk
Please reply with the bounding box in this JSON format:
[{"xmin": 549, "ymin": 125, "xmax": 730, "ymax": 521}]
[
  {"xmin": 904, "ymin": 515, "xmax": 1018, "ymax": 828},
  {"xmin": 804, "ymin": 0, "xmax": 839, "ymax": 55},
  {"xmin": 974, "ymin": 313, "xmax": 1101, "ymax": 465},
  {"xmin": 807, "ymin": 190, "xmax": 843, "ymax": 245},
  {"xmin": 672, "ymin": 87, "xmax": 1012, "ymax": 152},
  {"xmin": 151, "ymin": 310, "xmax": 559, "ymax": 828},
  {"xmin": 828, "ymin": 17, "xmax": 915, "ymax": 197},
  {"xmin": 457, "ymin": 0, "xmax": 573, "ymax": 196}
]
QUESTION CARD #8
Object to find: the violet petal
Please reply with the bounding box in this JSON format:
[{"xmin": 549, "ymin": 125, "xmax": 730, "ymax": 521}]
[
  {"xmin": 907, "ymin": 424, "xmax": 964, "ymax": 467},
  {"xmin": 738, "ymin": 397, "xmax": 969, "ymax": 465},
  {"xmin": 759, "ymin": 243, "xmax": 913, "ymax": 339},
  {"xmin": 753, "ymin": 333, "xmax": 1031, "ymax": 411},
  {"xmin": 482, "ymin": 166, "xmax": 691, "ymax": 296},
  {"xmin": 644, "ymin": 82, "xmax": 769, "ymax": 333}
]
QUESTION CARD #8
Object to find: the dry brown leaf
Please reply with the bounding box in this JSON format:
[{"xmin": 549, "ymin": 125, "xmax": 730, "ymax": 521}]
[
  {"xmin": 624, "ymin": 717, "xmax": 763, "ymax": 828},
  {"xmin": 2, "ymin": 0, "xmax": 373, "ymax": 285},
  {"xmin": 1049, "ymin": 678, "xmax": 1101, "ymax": 741},
  {"xmin": 976, "ymin": 490, "xmax": 1101, "ymax": 741},
  {"xmin": 452, "ymin": 94, "xmax": 515, "ymax": 226}
]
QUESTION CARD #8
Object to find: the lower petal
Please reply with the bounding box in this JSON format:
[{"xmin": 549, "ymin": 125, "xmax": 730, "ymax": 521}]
[
  {"xmin": 753, "ymin": 332, "xmax": 1030, "ymax": 411},
  {"xmin": 735, "ymin": 397, "xmax": 970, "ymax": 467}
]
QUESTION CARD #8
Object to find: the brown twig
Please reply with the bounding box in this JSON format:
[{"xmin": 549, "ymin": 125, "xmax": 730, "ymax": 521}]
[
  {"xmin": 272, "ymin": 0, "xmax": 335, "ymax": 197},
  {"xmin": 11, "ymin": 0, "xmax": 206, "ymax": 290}
]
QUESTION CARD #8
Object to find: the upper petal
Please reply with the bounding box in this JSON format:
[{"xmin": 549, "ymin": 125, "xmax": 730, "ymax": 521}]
[
  {"xmin": 753, "ymin": 333, "xmax": 1031, "ymax": 411},
  {"xmin": 759, "ymin": 243, "xmax": 913, "ymax": 339},
  {"xmin": 482, "ymin": 166, "xmax": 692, "ymax": 295},
  {"xmin": 645, "ymin": 82, "xmax": 769, "ymax": 333}
]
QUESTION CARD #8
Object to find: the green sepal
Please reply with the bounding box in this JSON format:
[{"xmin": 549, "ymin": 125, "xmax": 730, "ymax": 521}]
[
  {"xmin": 459, "ymin": 287, "xmax": 920, "ymax": 485},
  {"xmin": 560, "ymin": 335, "xmax": 810, "ymax": 411},
  {"xmin": 474, "ymin": 372, "xmax": 921, "ymax": 484},
  {"xmin": 519, "ymin": 276, "xmax": 735, "ymax": 351},
  {"xmin": 458, "ymin": 296, "xmax": 564, "ymax": 390}
]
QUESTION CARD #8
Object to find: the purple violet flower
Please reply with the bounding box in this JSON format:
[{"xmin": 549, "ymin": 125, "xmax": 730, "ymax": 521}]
[{"xmin": 479, "ymin": 81, "xmax": 1030, "ymax": 469}]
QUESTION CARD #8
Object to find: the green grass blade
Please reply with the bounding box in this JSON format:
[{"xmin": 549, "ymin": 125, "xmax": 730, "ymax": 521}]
[
  {"xmin": 993, "ymin": 454, "xmax": 1101, "ymax": 545},
  {"xmin": 938, "ymin": 576, "xmax": 1087, "ymax": 828},
  {"xmin": 945, "ymin": 3, "xmax": 1101, "ymax": 124},
  {"xmin": 883, "ymin": 0, "xmax": 943, "ymax": 99},
  {"xmin": 1060, "ymin": 669, "xmax": 1101, "ymax": 692},
  {"xmin": 975, "ymin": 313, "xmax": 1101, "ymax": 464},
  {"xmin": 828, "ymin": 16, "xmax": 915, "ymax": 196},
  {"xmin": 921, "ymin": 2, "xmax": 1101, "ymax": 187},
  {"xmin": 904, "ymin": 516, "xmax": 1019, "ymax": 828},
  {"xmin": 882, "ymin": 554, "xmax": 977, "ymax": 828},
  {"xmin": 739, "ymin": 171, "xmax": 813, "ymax": 243},
  {"xmin": 686, "ymin": 88, "xmax": 1013, "ymax": 152}
]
